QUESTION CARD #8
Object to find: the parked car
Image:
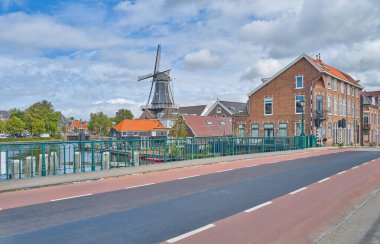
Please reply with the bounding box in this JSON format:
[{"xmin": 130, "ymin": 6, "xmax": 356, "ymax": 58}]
[
  {"xmin": 0, "ymin": 133, "xmax": 7, "ymax": 139},
  {"xmin": 40, "ymin": 133, "xmax": 50, "ymax": 138},
  {"xmin": 21, "ymin": 131, "xmax": 30, "ymax": 137}
]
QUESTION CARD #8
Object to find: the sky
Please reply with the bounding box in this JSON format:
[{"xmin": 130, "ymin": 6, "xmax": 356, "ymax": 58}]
[{"xmin": 0, "ymin": 0, "xmax": 379, "ymax": 119}]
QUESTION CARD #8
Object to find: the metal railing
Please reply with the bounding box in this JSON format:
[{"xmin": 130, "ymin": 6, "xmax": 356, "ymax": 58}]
[{"xmin": 0, "ymin": 135, "xmax": 316, "ymax": 180}]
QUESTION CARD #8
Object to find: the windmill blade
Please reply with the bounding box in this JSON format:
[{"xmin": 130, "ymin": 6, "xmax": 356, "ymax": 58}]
[
  {"xmin": 154, "ymin": 44, "xmax": 161, "ymax": 74},
  {"xmin": 138, "ymin": 73, "xmax": 154, "ymax": 81},
  {"xmin": 146, "ymin": 81, "xmax": 155, "ymax": 107}
]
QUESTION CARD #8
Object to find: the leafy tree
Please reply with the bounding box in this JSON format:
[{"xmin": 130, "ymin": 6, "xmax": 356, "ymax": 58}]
[
  {"xmin": 169, "ymin": 115, "xmax": 188, "ymax": 137},
  {"xmin": 24, "ymin": 100, "xmax": 60, "ymax": 134},
  {"xmin": 30, "ymin": 118, "xmax": 46, "ymax": 135},
  {"xmin": 88, "ymin": 112, "xmax": 112, "ymax": 136},
  {"xmin": 0, "ymin": 120, "xmax": 5, "ymax": 132},
  {"xmin": 113, "ymin": 109, "xmax": 134, "ymax": 124},
  {"xmin": 5, "ymin": 116, "xmax": 25, "ymax": 134},
  {"xmin": 9, "ymin": 108, "xmax": 25, "ymax": 121}
]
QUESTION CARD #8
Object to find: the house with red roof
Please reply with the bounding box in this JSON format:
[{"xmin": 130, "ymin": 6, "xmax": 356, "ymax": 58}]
[
  {"xmin": 114, "ymin": 119, "xmax": 168, "ymax": 139},
  {"xmin": 181, "ymin": 115, "xmax": 232, "ymax": 137},
  {"xmin": 244, "ymin": 53, "xmax": 363, "ymax": 146},
  {"xmin": 66, "ymin": 120, "xmax": 89, "ymax": 135}
]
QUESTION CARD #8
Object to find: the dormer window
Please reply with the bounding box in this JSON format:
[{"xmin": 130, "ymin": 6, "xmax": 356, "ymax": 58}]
[{"xmin": 295, "ymin": 75, "xmax": 304, "ymax": 89}]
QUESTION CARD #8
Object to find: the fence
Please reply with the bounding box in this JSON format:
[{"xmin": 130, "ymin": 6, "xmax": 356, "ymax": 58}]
[{"xmin": 0, "ymin": 135, "xmax": 316, "ymax": 180}]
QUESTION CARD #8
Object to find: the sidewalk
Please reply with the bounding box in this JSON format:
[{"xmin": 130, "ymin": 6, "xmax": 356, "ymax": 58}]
[
  {"xmin": 318, "ymin": 185, "xmax": 380, "ymax": 244},
  {"xmin": 0, "ymin": 147, "xmax": 337, "ymax": 193}
]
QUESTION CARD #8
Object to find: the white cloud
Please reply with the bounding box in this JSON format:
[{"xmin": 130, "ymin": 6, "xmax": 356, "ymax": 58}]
[
  {"xmin": 183, "ymin": 49, "xmax": 223, "ymax": 69},
  {"xmin": 240, "ymin": 58, "xmax": 283, "ymax": 81}
]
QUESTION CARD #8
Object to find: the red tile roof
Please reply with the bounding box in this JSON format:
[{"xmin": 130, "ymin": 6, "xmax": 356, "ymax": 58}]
[
  {"xmin": 115, "ymin": 119, "xmax": 166, "ymax": 131},
  {"xmin": 182, "ymin": 115, "xmax": 232, "ymax": 137},
  {"xmin": 306, "ymin": 54, "xmax": 360, "ymax": 86},
  {"xmin": 70, "ymin": 120, "xmax": 88, "ymax": 129},
  {"xmin": 364, "ymin": 91, "xmax": 380, "ymax": 97}
]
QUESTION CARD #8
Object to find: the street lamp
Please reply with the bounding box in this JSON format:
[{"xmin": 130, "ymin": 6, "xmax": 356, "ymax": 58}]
[{"xmin": 300, "ymin": 97, "xmax": 306, "ymax": 137}]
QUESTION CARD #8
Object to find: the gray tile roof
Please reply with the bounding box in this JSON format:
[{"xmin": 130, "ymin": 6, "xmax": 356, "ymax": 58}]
[{"xmin": 178, "ymin": 105, "xmax": 207, "ymax": 116}]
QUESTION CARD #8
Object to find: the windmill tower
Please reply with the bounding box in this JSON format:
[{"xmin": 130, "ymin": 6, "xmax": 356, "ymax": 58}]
[{"xmin": 138, "ymin": 45, "xmax": 176, "ymax": 116}]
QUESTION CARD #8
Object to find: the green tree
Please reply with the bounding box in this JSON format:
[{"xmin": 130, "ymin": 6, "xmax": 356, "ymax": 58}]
[
  {"xmin": 170, "ymin": 115, "xmax": 188, "ymax": 137},
  {"xmin": 113, "ymin": 109, "xmax": 134, "ymax": 124},
  {"xmin": 24, "ymin": 100, "xmax": 60, "ymax": 134},
  {"xmin": 88, "ymin": 112, "xmax": 112, "ymax": 136},
  {"xmin": 30, "ymin": 118, "xmax": 46, "ymax": 135},
  {"xmin": 0, "ymin": 120, "xmax": 5, "ymax": 132},
  {"xmin": 5, "ymin": 116, "xmax": 25, "ymax": 134},
  {"xmin": 9, "ymin": 108, "xmax": 25, "ymax": 121}
]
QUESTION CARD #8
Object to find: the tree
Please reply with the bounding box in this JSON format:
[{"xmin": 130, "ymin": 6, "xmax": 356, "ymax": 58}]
[
  {"xmin": 9, "ymin": 108, "xmax": 25, "ymax": 121},
  {"xmin": 30, "ymin": 118, "xmax": 46, "ymax": 135},
  {"xmin": 113, "ymin": 109, "xmax": 134, "ymax": 124},
  {"xmin": 169, "ymin": 115, "xmax": 188, "ymax": 137},
  {"xmin": 0, "ymin": 120, "xmax": 5, "ymax": 133},
  {"xmin": 5, "ymin": 116, "xmax": 25, "ymax": 134},
  {"xmin": 24, "ymin": 100, "xmax": 60, "ymax": 134},
  {"xmin": 88, "ymin": 112, "xmax": 112, "ymax": 136}
]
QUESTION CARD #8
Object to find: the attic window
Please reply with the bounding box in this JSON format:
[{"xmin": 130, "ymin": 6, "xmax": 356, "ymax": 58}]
[
  {"xmin": 206, "ymin": 121, "xmax": 213, "ymax": 125},
  {"xmin": 220, "ymin": 121, "xmax": 226, "ymax": 125},
  {"xmin": 216, "ymin": 107, "xmax": 221, "ymax": 113}
]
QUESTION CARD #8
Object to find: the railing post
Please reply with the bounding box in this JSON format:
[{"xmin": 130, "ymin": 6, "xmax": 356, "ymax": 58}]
[
  {"xmin": 91, "ymin": 142, "xmax": 95, "ymax": 171},
  {"xmin": 164, "ymin": 138, "xmax": 167, "ymax": 163},
  {"xmin": 41, "ymin": 143, "xmax": 46, "ymax": 176},
  {"xmin": 131, "ymin": 140, "xmax": 135, "ymax": 167}
]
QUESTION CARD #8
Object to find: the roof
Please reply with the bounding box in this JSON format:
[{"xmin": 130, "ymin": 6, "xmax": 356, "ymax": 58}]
[
  {"xmin": 115, "ymin": 119, "xmax": 166, "ymax": 131},
  {"xmin": 248, "ymin": 53, "xmax": 361, "ymax": 97},
  {"xmin": 70, "ymin": 120, "xmax": 88, "ymax": 129},
  {"xmin": 178, "ymin": 105, "xmax": 207, "ymax": 116},
  {"xmin": 182, "ymin": 115, "xmax": 232, "ymax": 137},
  {"xmin": 364, "ymin": 91, "xmax": 380, "ymax": 97},
  {"xmin": 0, "ymin": 110, "xmax": 10, "ymax": 119},
  {"xmin": 205, "ymin": 100, "xmax": 247, "ymax": 116},
  {"xmin": 362, "ymin": 94, "xmax": 372, "ymax": 105}
]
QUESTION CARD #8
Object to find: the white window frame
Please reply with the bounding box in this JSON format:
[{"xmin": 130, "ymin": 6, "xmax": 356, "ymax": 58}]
[
  {"xmin": 295, "ymin": 95, "xmax": 305, "ymax": 114},
  {"xmin": 328, "ymin": 96, "xmax": 332, "ymax": 114},
  {"xmin": 334, "ymin": 97, "xmax": 338, "ymax": 115},
  {"xmin": 295, "ymin": 75, "xmax": 304, "ymax": 89},
  {"xmin": 334, "ymin": 79, "xmax": 338, "ymax": 91},
  {"xmin": 341, "ymin": 81, "xmax": 345, "ymax": 94},
  {"xmin": 327, "ymin": 76, "xmax": 331, "ymax": 89},
  {"xmin": 347, "ymin": 84, "xmax": 350, "ymax": 96},
  {"xmin": 264, "ymin": 97, "xmax": 273, "ymax": 116},
  {"xmin": 347, "ymin": 100, "xmax": 351, "ymax": 116}
]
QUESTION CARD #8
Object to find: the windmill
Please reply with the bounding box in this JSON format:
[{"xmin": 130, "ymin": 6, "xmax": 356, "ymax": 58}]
[{"xmin": 138, "ymin": 44, "xmax": 176, "ymax": 115}]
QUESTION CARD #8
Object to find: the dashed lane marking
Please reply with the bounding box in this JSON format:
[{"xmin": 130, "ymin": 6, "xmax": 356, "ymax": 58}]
[
  {"xmin": 50, "ymin": 193, "xmax": 93, "ymax": 202},
  {"xmin": 318, "ymin": 177, "xmax": 330, "ymax": 183},
  {"xmin": 338, "ymin": 170, "xmax": 347, "ymax": 175},
  {"xmin": 166, "ymin": 224, "xmax": 216, "ymax": 243},
  {"xmin": 352, "ymin": 166, "xmax": 359, "ymax": 169},
  {"xmin": 289, "ymin": 187, "xmax": 307, "ymax": 195},
  {"xmin": 217, "ymin": 169, "xmax": 234, "ymax": 173},
  {"xmin": 178, "ymin": 175, "xmax": 200, "ymax": 180},
  {"xmin": 125, "ymin": 183, "xmax": 155, "ymax": 189},
  {"xmin": 244, "ymin": 201, "xmax": 273, "ymax": 213}
]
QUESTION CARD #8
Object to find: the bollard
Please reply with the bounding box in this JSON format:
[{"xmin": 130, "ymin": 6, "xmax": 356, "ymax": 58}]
[
  {"xmin": 25, "ymin": 156, "xmax": 36, "ymax": 177},
  {"xmin": 102, "ymin": 152, "xmax": 110, "ymax": 170},
  {"xmin": 12, "ymin": 159, "xmax": 22, "ymax": 179},
  {"xmin": 38, "ymin": 154, "xmax": 49, "ymax": 176},
  {"xmin": 0, "ymin": 152, "xmax": 5, "ymax": 176},
  {"xmin": 74, "ymin": 152, "xmax": 81, "ymax": 173},
  {"xmin": 49, "ymin": 152, "xmax": 58, "ymax": 175}
]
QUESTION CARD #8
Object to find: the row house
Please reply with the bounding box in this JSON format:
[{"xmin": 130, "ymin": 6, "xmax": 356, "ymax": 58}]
[
  {"xmin": 362, "ymin": 91, "xmax": 380, "ymax": 145},
  {"xmin": 66, "ymin": 120, "xmax": 89, "ymax": 135},
  {"xmin": 240, "ymin": 54, "xmax": 362, "ymax": 146}
]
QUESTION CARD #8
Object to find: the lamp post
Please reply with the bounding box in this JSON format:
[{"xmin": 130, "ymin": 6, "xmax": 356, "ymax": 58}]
[{"xmin": 300, "ymin": 97, "xmax": 306, "ymax": 137}]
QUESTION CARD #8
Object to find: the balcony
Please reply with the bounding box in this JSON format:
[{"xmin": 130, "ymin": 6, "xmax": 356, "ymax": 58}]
[
  {"xmin": 313, "ymin": 110, "xmax": 329, "ymax": 120},
  {"xmin": 363, "ymin": 123, "xmax": 371, "ymax": 130}
]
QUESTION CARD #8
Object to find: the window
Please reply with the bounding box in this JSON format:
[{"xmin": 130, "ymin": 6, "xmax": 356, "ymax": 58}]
[
  {"xmin": 334, "ymin": 79, "xmax": 338, "ymax": 91},
  {"xmin": 206, "ymin": 121, "xmax": 213, "ymax": 125},
  {"xmin": 333, "ymin": 122, "xmax": 338, "ymax": 143},
  {"xmin": 356, "ymin": 88, "xmax": 359, "ymax": 98},
  {"xmin": 251, "ymin": 124, "xmax": 259, "ymax": 137},
  {"xmin": 347, "ymin": 101, "xmax": 351, "ymax": 116},
  {"xmin": 220, "ymin": 121, "xmax": 226, "ymax": 125},
  {"xmin": 352, "ymin": 87, "xmax": 355, "ymax": 97},
  {"xmin": 238, "ymin": 124, "xmax": 245, "ymax": 137},
  {"xmin": 352, "ymin": 103, "xmax": 355, "ymax": 117},
  {"xmin": 264, "ymin": 123, "xmax": 274, "ymax": 137},
  {"xmin": 316, "ymin": 95, "xmax": 323, "ymax": 113},
  {"xmin": 339, "ymin": 99, "xmax": 343, "ymax": 115},
  {"xmin": 328, "ymin": 122, "xmax": 332, "ymax": 138},
  {"xmin": 327, "ymin": 76, "xmax": 331, "ymax": 89},
  {"xmin": 264, "ymin": 98, "xmax": 273, "ymax": 115},
  {"xmin": 295, "ymin": 75, "xmax": 304, "ymax": 88},
  {"xmin": 122, "ymin": 131, "xmax": 127, "ymax": 136},
  {"xmin": 295, "ymin": 95, "xmax": 305, "ymax": 114},
  {"xmin": 279, "ymin": 123, "xmax": 288, "ymax": 137},
  {"xmin": 343, "ymin": 100, "xmax": 346, "ymax": 116},
  {"xmin": 133, "ymin": 131, "xmax": 138, "ymax": 136},
  {"xmin": 216, "ymin": 107, "xmax": 221, "ymax": 113},
  {"xmin": 341, "ymin": 81, "xmax": 345, "ymax": 93},
  {"xmin": 295, "ymin": 123, "xmax": 302, "ymax": 136},
  {"xmin": 334, "ymin": 97, "xmax": 338, "ymax": 115},
  {"xmin": 347, "ymin": 84, "xmax": 350, "ymax": 96},
  {"xmin": 328, "ymin": 96, "xmax": 332, "ymax": 114}
]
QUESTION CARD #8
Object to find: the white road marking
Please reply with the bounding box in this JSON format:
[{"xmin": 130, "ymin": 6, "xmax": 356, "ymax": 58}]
[
  {"xmin": 0, "ymin": 208, "xmax": 2, "ymax": 210},
  {"xmin": 178, "ymin": 175, "xmax": 200, "ymax": 180},
  {"xmin": 364, "ymin": 162, "xmax": 369, "ymax": 165},
  {"xmin": 245, "ymin": 165, "xmax": 256, "ymax": 168},
  {"xmin": 125, "ymin": 183, "xmax": 155, "ymax": 189},
  {"xmin": 352, "ymin": 166, "xmax": 359, "ymax": 169},
  {"xmin": 244, "ymin": 201, "xmax": 272, "ymax": 213},
  {"xmin": 289, "ymin": 187, "xmax": 307, "ymax": 195},
  {"xmin": 372, "ymin": 159, "xmax": 377, "ymax": 162},
  {"xmin": 318, "ymin": 177, "xmax": 330, "ymax": 183},
  {"xmin": 50, "ymin": 193, "xmax": 93, "ymax": 202},
  {"xmin": 166, "ymin": 224, "xmax": 215, "ymax": 243},
  {"xmin": 217, "ymin": 169, "xmax": 234, "ymax": 173},
  {"xmin": 338, "ymin": 171, "xmax": 347, "ymax": 175}
]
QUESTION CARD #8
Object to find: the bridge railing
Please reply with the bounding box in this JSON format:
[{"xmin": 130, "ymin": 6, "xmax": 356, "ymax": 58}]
[{"xmin": 0, "ymin": 135, "xmax": 316, "ymax": 180}]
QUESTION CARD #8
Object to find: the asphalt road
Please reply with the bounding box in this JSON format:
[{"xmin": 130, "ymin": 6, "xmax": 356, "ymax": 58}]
[{"xmin": 1, "ymin": 150, "xmax": 379, "ymax": 244}]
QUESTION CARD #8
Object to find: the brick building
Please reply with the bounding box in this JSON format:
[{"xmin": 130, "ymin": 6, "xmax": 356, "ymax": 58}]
[
  {"xmin": 205, "ymin": 99, "xmax": 247, "ymax": 118},
  {"xmin": 362, "ymin": 91, "xmax": 380, "ymax": 146},
  {"xmin": 243, "ymin": 54, "xmax": 362, "ymax": 146}
]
